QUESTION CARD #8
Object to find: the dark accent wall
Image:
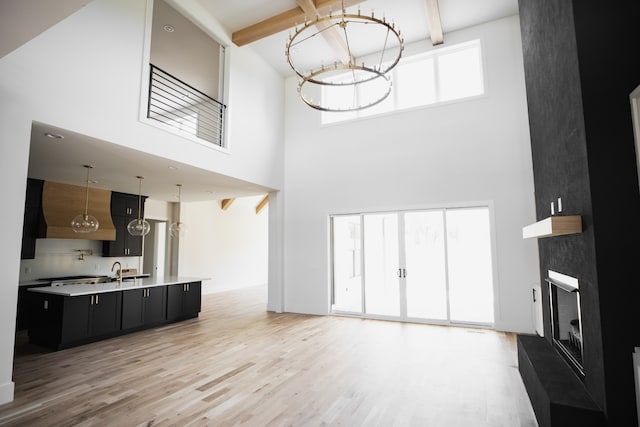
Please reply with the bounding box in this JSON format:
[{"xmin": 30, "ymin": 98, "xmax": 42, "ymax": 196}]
[{"xmin": 518, "ymin": 1, "xmax": 640, "ymax": 425}]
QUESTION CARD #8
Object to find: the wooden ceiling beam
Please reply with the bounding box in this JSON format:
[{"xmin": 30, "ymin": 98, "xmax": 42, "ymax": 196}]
[
  {"xmin": 295, "ymin": 0, "xmax": 352, "ymax": 64},
  {"xmin": 232, "ymin": 8, "xmax": 302, "ymax": 47},
  {"xmin": 255, "ymin": 195, "xmax": 269, "ymax": 214},
  {"xmin": 221, "ymin": 198, "xmax": 235, "ymax": 210},
  {"xmin": 425, "ymin": 0, "xmax": 444, "ymax": 45},
  {"xmin": 232, "ymin": 0, "xmax": 367, "ymax": 47}
]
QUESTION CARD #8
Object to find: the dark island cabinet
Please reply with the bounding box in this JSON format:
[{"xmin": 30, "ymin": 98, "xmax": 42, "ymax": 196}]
[
  {"xmin": 21, "ymin": 178, "xmax": 44, "ymax": 259},
  {"xmin": 30, "ymin": 292, "xmax": 122, "ymax": 350},
  {"xmin": 103, "ymin": 192, "xmax": 146, "ymax": 257},
  {"xmin": 122, "ymin": 286, "xmax": 167, "ymax": 330},
  {"xmin": 28, "ymin": 281, "xmax": 201, "ymax": 350},
  {"xmin": 167, "ymin": 282, "xmax": 202, "ymax": 321}
]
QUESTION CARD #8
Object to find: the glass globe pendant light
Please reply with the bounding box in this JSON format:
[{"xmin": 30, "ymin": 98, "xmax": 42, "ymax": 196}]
[
  {"xmin": 127, "ymin": 176, "xmax": 151, "ymax": 236},
  {"xmin": 71, "ymin": 165, "xmax": 100, "ymax": 233},
  {"xmin": 169, "ymin": 184, "xmax": 186, "ymax": 237}
]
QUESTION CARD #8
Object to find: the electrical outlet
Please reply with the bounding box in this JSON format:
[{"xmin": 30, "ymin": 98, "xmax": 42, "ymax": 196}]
[
  {"xmin": 557, "ymin": 197, "xmax": 562, "ymax": 212},
  {"xmin": 24, "ymin": 267, "xmax": 31, "ymax": 274}
]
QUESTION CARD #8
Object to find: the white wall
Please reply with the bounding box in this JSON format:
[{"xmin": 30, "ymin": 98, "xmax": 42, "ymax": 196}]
[
  {"xmin": 178, "ymin": 196, "xmax": 268, "ymax": 294},
  {"xmin": 0, "ymin": 0, "xmax": 284, "ymax": 191},
  {"xmin": 0, "ymin": 0, "xmax": 284, "ymax": 404},
  {"xmin": 282, "ymin": 15, "xmax": 539, "ymax": 333},
  {"xmin": 0, "ymin": 109, "xmax": 30, "ymax": 404}
]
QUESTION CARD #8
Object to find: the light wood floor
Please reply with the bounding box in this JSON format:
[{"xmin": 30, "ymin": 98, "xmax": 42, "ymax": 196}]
[{"xmin": 0, "ymin": 286, "xmax": 537, "ymax": 426}]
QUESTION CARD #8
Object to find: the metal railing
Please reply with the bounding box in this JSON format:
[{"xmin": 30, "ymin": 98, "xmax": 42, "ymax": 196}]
[{"xmin": 147, "ymin": 64, "xmax": 226, "ymax": 147}]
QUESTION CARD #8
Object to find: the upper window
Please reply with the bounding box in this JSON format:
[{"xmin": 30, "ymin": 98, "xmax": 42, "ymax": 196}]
[{"xmin": 322, "ymin": 40, "xmax": 485, "ymax": 125}]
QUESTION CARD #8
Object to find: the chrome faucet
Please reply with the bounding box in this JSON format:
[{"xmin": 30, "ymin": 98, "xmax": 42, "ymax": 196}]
[{"xmin": 111, "ymin": 261, "xmax": 123, "ymax": 285}]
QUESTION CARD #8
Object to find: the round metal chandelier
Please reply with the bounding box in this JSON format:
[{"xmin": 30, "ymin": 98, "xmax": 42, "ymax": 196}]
[{"xmin": 286, "ymin": 2, "xmax": 404, "ymax": 112}]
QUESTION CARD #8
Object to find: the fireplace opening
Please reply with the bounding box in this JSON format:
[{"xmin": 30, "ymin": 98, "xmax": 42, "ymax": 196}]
[{"xmin": 547, "ymin": 270, "xmax": 584, "ymax": 379}]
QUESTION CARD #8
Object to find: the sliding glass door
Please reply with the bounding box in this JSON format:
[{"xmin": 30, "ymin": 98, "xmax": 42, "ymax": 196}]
[
  {"xmin": 363, "ymin": 213, "xmax": 400, "ymax": 317},
  {"xmin": 331, "ymin": 215, "xmax": 362, "ymax": 313},
  {"xmin": 445, "ymin": 208, "xmax": 494, "ymax": 323},
  {"xmin": 331, "ymin": 206, "xmax": 494, "ymax": 326},
  {"xmin": 404, "ymin": 210, "xmax": 448, "ymax": 320}
]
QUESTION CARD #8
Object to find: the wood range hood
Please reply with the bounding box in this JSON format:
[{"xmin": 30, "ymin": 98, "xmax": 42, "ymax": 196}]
[{"xmin": 41, "ymin": 181, "xmax": 116, "ymax": 240}]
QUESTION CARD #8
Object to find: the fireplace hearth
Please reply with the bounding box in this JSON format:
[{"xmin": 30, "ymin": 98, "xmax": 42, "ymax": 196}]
[{"xmin": 547, "ymin": 270, "xmax": 583, "ymax": 379}]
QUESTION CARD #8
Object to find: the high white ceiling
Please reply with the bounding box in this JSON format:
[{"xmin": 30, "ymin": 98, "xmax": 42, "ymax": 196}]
[
  {"xmin": 196, "ymin": 0, "xmax": 519, "ymax": 76},
  {"xmin": 14, "ymin": 0, "xmax": 520, "ymax": 202}
]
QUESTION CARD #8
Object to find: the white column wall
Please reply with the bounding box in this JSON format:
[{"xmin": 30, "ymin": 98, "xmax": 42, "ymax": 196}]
[
  {"xmin": 282, "ymin": 16, "xmax": 540, "ymax": 333},
  {"xmin": 0, "ymin": 109, "xmax": 31, "ymax": 404}
]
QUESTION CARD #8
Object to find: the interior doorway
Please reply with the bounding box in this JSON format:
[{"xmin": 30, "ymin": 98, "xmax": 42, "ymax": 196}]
[
  {"xmin": 331, "ymin": 206, "xmax": 495, "ymax": 326},
  {"xmin": 143, "ymin": 219, "xmax": 167, "ymax": 277}
]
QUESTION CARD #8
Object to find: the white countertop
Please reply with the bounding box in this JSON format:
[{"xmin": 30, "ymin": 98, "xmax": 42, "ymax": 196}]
[
  {"xmin": 19, "ymin": 280, "xmax": 50, "ymax": 287},
  {"xmin": 28, "ymin": 276, "xmax": 207, "ymax": 297}
]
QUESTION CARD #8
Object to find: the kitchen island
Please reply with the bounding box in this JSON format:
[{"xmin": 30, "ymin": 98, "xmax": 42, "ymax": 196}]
[{"xmin": 27, "ymin": 276, "xmax": 205, "ymax": 350}]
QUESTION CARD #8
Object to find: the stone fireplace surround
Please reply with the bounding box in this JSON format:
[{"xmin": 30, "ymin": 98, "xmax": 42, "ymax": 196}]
[
  {"xmin": 517, "ymin": 1, "xmax": 640, "ymax": 426},
  {"xmin": 518, "ymin": 270, "xmax": 602, "ymax": 426}
]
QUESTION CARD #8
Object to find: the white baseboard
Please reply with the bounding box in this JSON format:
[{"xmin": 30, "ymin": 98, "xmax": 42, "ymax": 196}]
[{"xmin": 0, "ymin": 380, "xmax": 15, "ymax": 405}]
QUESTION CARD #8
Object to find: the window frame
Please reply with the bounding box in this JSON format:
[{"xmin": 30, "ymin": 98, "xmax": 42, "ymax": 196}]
[{"xmin": 321, "ymin": 39, "xmax": 486, "ymax": 126}]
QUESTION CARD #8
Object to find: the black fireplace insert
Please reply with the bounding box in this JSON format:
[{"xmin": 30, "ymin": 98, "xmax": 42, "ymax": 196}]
[{"xmin": 547, "ymin": 271, "xmax": 584, "ymax": 379}]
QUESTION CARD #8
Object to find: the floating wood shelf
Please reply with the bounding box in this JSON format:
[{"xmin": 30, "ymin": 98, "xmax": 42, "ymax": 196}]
[{"xmin": 522, "ymin": 215, "xmax": 582, "ymax": 239}]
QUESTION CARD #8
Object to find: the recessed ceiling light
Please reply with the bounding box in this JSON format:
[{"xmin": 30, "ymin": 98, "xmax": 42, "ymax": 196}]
[
  {"xmin": 163, "ymin": 25, "xmax": 175, "ymax": 33},
  {"xmin": 44, "ymin": 132, "xmax": 64, "ymax": 140},
  {"xmin": 167, "ymin": 165, "xmax": 178, "ymax": 170}
]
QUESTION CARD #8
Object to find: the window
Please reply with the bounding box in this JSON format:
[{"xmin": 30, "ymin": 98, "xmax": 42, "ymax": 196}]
[{"xmin": 322, "ymin": 40, "xmax": 485, "ymax": 125}]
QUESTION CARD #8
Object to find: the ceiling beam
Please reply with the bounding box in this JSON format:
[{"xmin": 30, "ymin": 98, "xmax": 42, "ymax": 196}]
[
  {"xmin": 425, "ymin": 0, "xmax": 444, "ymax": 45},
  {"xmin": 255, "ymin": 195, "xmax": 269, "ymax": 214},
  {"xmin": 221, "ymin": 198, "xmax": 235, "ymax": 210},
  {"xmin": 295, "ymin": 0, "xmax": 352, "ymax": 64},
  {"xmin": 231, "ymin": 0, "xmax": 366, "ymax": 47}
]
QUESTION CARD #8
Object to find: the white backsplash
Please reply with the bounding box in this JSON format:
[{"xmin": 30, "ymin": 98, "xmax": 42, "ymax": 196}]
[{"xmin": 19, "ymin": 238, "xmax": 142, "ymax": 282}]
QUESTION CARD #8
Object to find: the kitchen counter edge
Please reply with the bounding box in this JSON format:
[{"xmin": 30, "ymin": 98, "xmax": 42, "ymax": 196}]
[{"xmin": 28, "ymin": 276, "xmax": 208, "ymax": 297}]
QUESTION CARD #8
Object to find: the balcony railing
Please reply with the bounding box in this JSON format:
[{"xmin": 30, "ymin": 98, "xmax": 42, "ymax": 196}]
[{"xmin": 147, "ymin": 64, "xmax": 226, "ymax": 147}]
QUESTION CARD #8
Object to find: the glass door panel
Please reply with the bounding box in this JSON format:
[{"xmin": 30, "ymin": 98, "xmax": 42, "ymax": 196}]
[
  {"xmin": 404, "ymin": 211, "xmax": 448, "ymax": 320},
  {"xmin": 363, "ymin": 213, "xmax": 400, "ymax": 316},
  {"xmin": 446, "ymin": 208, "xmax": 494, "ymax": 324},
  {"xmin": 331, "ymin": 216, "xmax": 362, "ymax": 313}
]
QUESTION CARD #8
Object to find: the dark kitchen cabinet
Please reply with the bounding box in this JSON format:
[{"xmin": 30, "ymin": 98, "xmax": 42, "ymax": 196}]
[
  {"xmin": 27, "ymin": 281, "xmax": 200, "ymax": 350},
  {"xmin": 122, "ymin": 286, "xmax": 166, "ymax": 330},
  {"xmin": 16, "ymin": 282, "xmax": 50, "ymax": 331},
  {"xmin": 167, "ymin": 282, "xmax": 201, "ymax": 321},
  {"xmin": 110, "ymin": 192, "xmax": 142, "ymax": 218},
  {"xmin": 90, "ymin": 292, "xmax": 122, "ymax": 336},
  {"xmin": 21, "ymin": 178, "xmax": 44, "ymax": 259},
  {"xmin": 60, "ymin": 295, "xmax": 92, "ymax": 343},
  {"xmin": 103, "ymin": 192, "xmax": 146, "ymax": 257},
  {"xmin": 29, "ymin": 292, "xmax": 122, "ymax": 350}
]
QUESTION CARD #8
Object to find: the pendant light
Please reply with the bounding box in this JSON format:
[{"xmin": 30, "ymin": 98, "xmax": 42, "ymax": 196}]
[
  {"xmin": 169, "ymin": 184, "xmax": 186, "ymax": 237},
  {"xmin": 71, "ymin": 165, "xmax": 100, "ymax": 233},
  {"xmin": 127, "ymin": 176, "xmax": 151, "ymax": 236}
]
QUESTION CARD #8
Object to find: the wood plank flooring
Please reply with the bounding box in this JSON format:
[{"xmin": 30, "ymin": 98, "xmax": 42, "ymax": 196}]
[{"xmin": 0, "ymin": 285, "xmax": 538, "ymax": 426}]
